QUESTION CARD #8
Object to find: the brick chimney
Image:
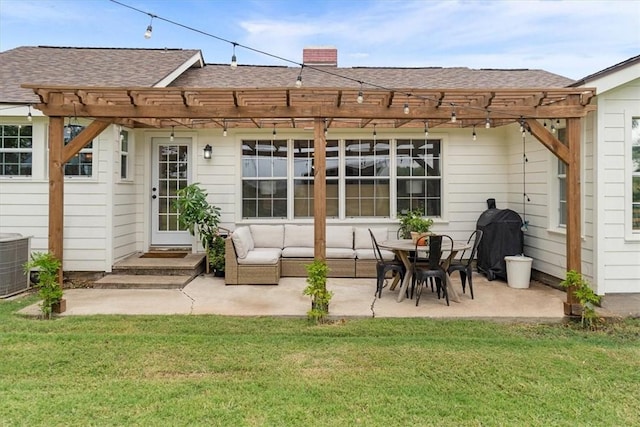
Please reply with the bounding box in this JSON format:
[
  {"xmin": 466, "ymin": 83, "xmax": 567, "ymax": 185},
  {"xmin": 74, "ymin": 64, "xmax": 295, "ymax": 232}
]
[{"xmin": 303, "ymin": 46, "xmax": 337, "ymax": 67}]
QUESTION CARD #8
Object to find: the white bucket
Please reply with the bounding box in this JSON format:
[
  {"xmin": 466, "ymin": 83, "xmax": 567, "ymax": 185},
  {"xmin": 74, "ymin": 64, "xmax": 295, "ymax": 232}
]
[{"xmin": 504, "ymin": 255, "xmax": 533, "ymax": 289}]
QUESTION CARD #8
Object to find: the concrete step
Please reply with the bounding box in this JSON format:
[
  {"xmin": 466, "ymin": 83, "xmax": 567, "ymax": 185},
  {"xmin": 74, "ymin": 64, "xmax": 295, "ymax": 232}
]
[{"xmin": 93, "ymin": 274, "xmax": 194, "ymax": 289}]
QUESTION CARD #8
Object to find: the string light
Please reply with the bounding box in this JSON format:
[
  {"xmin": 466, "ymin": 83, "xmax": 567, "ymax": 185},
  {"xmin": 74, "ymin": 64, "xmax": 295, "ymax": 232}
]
[
  {"xmin": 373, "ymin": 123, "xmax": 377, "ymax": 141},
  {"xmin": 424, "ymin": 121, "xmax": 429, "ymax": 137},
  {"xmin": 450, "ymin": 105, "xmax": 457, "ymax": 123},
  {"xmin": 295, "ymin": 66, "xmax": 303, "ymax": 88},
  {"xmin": 551, "ymin": 118, "xmax": 556, "ymax": 134},
  {"xmin": 170, "ymin": 126, "xmax": 175, "ymax": 142},
  {"xmin": 230, "ymin": 43, "xmax": 238, "ymax": 69},
  {"xmin": 143, "ymin": 14, "xmax": 154, "ymax": 39},
  {"xmin": 403, "ymin": 103, "xmax": 410, "ymax": 115},
  {"xmin": 272, "ymin": 123, "xmax": 276, "ymax": 139},
  {"xmin": 485, "ymin": 112, "xmax": 491, "ymax": 129},
  {"xmin": 27, "ymin": 105, "xmax": 32, "ymax": 122},
  {"xmin": 324, "ymin": 119, "xmax": 328, "ymax": 137},
  {"xmin": 222, "ymin": 120, "xmax": 227, "ymax": 137},
  {"xmin": 472, "ymin": 125, "xmax": 477, "ymax": 141},
  {"xmin": 111, "ymin": 0, "xmax": 568, "ymax": 129}
]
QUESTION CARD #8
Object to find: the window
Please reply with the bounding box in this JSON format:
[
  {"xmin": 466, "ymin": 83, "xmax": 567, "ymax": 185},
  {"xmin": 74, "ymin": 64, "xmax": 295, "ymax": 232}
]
[
  {"xmin": 292, "ymin": 139, "xmax": 339, "ymax": 218},
  {"xmin": 396, "ymin": 138, "xmax": 441, "ymax": 216},
  {"xmin": 64, "ymin": 124, "xmax": 93, "ymax": 176},
  {"xmin": 345, "ymin": 138, "xmax": 390, "ymax": 217},
  {"xmin": 242, "ymin": 139, "xmax": 288, "ymax": 218},
  {"xmin": 632, "ymin": 117, "xmax": 640, "ymax": 230},
  {"xmin": 556, "ymin": 127, "xmax": 567, "ymax": 227},
  {"xmin": 0, "ymin": 124, "xmax": 32, "ymax": 176},
  {"xmin": 558, "ymin": 159, "xmax": 567, "ymax": 227},
  {"xmin": 240, "ymin": 137, "xmax": 443, "ymax": 220},
  {"xmin": 120, "ymin": 130, "xmax": 129, "ymax": 180}
]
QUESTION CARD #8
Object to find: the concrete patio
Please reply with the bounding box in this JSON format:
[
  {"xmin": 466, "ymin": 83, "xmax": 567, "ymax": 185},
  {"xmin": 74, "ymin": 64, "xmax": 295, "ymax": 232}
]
[{"xmin": 19, "ymin": 272, "xmax": 573, "ymax": 320}]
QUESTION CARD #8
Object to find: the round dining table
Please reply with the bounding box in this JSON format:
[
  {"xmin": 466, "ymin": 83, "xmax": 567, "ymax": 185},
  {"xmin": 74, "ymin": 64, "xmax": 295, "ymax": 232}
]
[{"xmin": 378, "ymin": 239, "xmax": 471, "ymax": 303}]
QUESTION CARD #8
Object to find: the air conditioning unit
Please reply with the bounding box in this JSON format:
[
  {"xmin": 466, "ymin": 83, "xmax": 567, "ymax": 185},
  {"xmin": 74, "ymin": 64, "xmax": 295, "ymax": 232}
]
[{"xmin": 0, "ymin": 233, "xmax": 31, "ymax": 298}]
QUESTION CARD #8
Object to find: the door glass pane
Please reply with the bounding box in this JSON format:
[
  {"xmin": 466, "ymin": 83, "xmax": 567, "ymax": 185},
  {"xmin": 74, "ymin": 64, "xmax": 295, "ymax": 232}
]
[{"xmin": 158, "ymin": 144, "xmax": 189, "ymax": 232}]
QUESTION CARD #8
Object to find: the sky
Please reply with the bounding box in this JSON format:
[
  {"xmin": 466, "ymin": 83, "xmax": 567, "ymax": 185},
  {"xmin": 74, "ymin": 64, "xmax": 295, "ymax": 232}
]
[{"xmin": 0, "ymin": 0, "xmax": 638, "ymax": 80}]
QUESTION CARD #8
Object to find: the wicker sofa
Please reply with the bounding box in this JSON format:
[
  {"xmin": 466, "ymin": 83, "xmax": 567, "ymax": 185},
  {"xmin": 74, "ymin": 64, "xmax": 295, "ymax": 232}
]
[{"xmin": 224, "ymin": 224, "xmax": 395, "ymax": 285}]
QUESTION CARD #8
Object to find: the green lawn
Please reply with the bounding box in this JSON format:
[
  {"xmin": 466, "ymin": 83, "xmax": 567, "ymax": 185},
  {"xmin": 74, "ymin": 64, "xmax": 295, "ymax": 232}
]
[{"xmin": 1, "ymin": 295, "xmax": 639, "ymax": 427}]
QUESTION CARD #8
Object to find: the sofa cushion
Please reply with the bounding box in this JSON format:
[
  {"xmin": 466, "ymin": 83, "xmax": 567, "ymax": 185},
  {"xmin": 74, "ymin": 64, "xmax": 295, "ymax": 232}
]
[
  {"xmin": 250, "ymin": 224, "xmax": 284, "ymax": 248},
  {"xmin": 355, "ymin": 248, "xmax": 396, "ymax": 261},
  {"xmin": 231, "ymin": 226, "xmax": 254, "ymax": 259},
  {"xmin": 284, "ymin": 224, "xmax": 314, "ymax": 247},
  {"xmin": 354, "ymin": 227, "xmax": 388, "ymax": 249},
  {"xmin": 327, "ymin": 226, "xmax": 354, "ymax": 249},
  {"xmin": 237, "ymin": 248, "xmax": 281, "ymax": 265},
  {"xmin": 282, "ymin": 247, "xmax": 355, "ymax": 259}
]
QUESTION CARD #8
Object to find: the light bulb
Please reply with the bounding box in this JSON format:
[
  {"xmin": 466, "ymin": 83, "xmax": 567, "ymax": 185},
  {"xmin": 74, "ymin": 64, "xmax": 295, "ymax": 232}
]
[
  {"xmin": 170, "ymin": 126, "xmax": 175, "ymax": 142},
  {"xmin": 295, "ymin": 75, "xmax": 302, "ymax": 88},
  {"xmin": 223, "ymin": 129, "xmax": 227, "ymax": 137},
  {"xmin": 144, "ymin": 24, "xmax": 152, "ymax": 39},
  {"xmin": 424, "ymin": 121, "xmax": 429, "ymax": 137},
  {"xmin": 451, "ymin": 111, "xmax": 456, "ymax": 123},
  {"xmin": 27, "ymin": 108, "xmax": 32, "ymax": 122},
  {"xmin": 472, "ymin": 127, "xmax": 477, "ymax": 141},
  {"xmin": 230, "ymin": 54, "xmax": 237, "ymax": 68},
  {"xmin": 403, "ymin": 103, "xmax": 410, "ymax": 114},
  {"xmin": 485, "ymin": 117, "xmax": 490, "ymax": 129},
  {"xmin": 357, "ymin": 91, "xmax": 364, "ymax": 104}
]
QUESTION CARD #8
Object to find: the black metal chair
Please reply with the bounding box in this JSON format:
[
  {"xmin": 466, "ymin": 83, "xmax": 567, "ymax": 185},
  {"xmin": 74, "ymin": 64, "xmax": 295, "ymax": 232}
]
[
  {"xmin": 369, "ymin": 229, "xmax": 405, "ymax": 298},
  {"xmin": 412, "ymin": 234, "xmax": 453, "ymax": 306},
  {"xmin": 447, "ymin": 229, "xmax": 483, "ymax": 299}
]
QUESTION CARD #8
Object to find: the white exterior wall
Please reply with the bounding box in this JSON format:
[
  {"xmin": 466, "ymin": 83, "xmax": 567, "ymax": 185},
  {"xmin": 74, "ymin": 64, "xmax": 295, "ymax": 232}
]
[
  {"xmin": 193, "ymin": 127, "xmax": 510, "ymax": 245},
  {"xmin": 594, "ymin": 78, "xmax": 640, "ymax": 293},
  {"xmin": 112, "ymin": 127, "xmax": 145, "ymax": 263},
  {"xmin": 0, "ymin": 112, "xmax": 137, "ymax": 272},
  {"xmin": 504, "ymin": 122, "xmax": 596, "ymax": 286}
]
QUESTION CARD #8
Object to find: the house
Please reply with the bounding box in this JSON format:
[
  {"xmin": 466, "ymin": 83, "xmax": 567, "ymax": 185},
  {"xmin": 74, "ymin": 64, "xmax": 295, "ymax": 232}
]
[{"xmin": 1, "ymin": 45, "xmax": 637, "ymax": 296}]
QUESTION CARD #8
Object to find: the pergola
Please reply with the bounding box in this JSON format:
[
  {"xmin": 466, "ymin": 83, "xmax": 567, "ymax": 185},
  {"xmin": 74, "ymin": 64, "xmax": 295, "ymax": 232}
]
[{"xmin": 24, "ymin": 84, "xmax": 596, "ymax": 314}]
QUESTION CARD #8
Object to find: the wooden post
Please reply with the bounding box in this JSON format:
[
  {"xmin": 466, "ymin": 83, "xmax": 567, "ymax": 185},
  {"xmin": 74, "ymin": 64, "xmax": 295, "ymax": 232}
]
[
  {"xmin": 313, "ymin": 118, "xmax": 327, "ymax": 262},
  {"xmin": 48, "ymin": 117, "xmax": 65, "ymax": 285},
  {"xmin": 564, "ymin": 118, "xmax": 582, "ymax": 314}
]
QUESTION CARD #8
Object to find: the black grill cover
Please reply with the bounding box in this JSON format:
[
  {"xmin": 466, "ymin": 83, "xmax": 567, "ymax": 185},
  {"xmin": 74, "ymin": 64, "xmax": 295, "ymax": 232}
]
[{"xmin": 476, "ymin": 208, "xmax": 524, "ymax": 281}]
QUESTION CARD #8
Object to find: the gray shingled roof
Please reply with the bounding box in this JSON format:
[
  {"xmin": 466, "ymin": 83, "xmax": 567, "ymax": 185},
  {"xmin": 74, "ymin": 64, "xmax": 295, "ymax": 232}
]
[
  {"xmin": 0, "ymin": 46, "xmax": 202, "ymax": 103},
  {"xmin": 170, "ymin": 63, "xmax": 575, "ymax": 89}
]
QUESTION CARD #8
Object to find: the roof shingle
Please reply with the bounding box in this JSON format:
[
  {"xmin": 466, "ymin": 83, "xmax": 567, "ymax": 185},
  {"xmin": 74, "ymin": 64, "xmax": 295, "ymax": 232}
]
[{"xmin": 0, "ymin": 46, "xmax": 202, "ymax": 103}]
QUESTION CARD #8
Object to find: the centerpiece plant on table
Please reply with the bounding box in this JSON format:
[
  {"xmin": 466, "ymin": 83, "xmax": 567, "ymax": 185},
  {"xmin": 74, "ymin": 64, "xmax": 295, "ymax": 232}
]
[{"xmin": 397, "ymin": 209, "xmax": 434, "ymax": 244}]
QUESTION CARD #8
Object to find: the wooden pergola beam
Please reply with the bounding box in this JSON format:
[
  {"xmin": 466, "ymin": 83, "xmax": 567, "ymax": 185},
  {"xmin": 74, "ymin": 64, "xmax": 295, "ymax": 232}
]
[{"xmin": 313, "ymin": 118, "xmax": 326, "ymax": 261}]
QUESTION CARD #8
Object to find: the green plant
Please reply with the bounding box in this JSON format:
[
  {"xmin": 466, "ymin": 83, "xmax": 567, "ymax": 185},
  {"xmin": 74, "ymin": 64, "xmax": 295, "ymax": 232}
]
[
  {"xmin": 397, "ymin": 209, "xmax": 434, "ymax": 239},
  {"xmin": 174, "ymin": 183, "xmax": 221, "ymax": 252},
  {"xmin": 560, "ymin": 269, "xmax": 602, "ymax": 329},
  {"xmin": 23, "ymin": 251, "xmax": 63, "ymax": 319},
  {"xmin": 303, "ymin": 260, "xmax": 333, "ymax": 323},
  {"xmin": 208, "ymin": 234, "xmax": 226, "ymax": 274}
]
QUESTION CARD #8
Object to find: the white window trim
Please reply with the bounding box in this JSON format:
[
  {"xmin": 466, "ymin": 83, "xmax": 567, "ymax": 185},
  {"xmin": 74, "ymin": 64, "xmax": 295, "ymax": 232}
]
[
  {"xmin": 0, "ymin": 122, "xmax": 34, "ymax": 179},
  {"xmin": 117, "ymin": 127, "xmax": 134, "ymax": 183},
  {"xmin": 235, "ymin": 131, "xmax": 448, "ymax": 223},
  {"xmin": 625, "ymin": 113, "xmax": 640, "ymax": 241}
]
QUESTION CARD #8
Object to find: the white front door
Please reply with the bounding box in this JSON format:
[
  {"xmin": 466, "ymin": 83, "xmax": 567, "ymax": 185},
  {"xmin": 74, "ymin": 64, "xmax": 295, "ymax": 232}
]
[{"xmin": 150, "ymin": 138, "xmax": 192, "ymax": 246}]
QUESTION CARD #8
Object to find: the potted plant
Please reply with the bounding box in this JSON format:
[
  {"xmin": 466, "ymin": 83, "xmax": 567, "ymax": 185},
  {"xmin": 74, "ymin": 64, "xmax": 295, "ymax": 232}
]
[
  {"xmin": 560, "ymin": 270, "xmax": 601, "ymax": 329},
  {"xmin": 303, "ymin": 260, "xmax": 333, "ymax": 324},
  {"xmin": 398, "ymin": 209, "xmax": 434, "ymax": 244},
  {"xmin": 174, "ymin": 183, "xmax": 221, "ymax": 273},
  {"xmin": 23, "ymin": 251, "xmax": 64, "ymax": 318}
]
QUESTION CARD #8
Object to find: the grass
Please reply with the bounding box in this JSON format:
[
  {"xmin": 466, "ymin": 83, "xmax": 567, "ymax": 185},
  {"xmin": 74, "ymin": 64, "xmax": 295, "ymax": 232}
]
[{"xmin": 1, "ymin": 294, "xmax": 639, "ymax": 426}]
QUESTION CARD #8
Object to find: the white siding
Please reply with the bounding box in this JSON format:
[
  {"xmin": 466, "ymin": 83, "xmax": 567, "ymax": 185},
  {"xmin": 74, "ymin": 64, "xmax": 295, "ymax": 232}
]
[
  {"xmin": 595, "ymin": 77, "xmax": 640, "ymax": 293},
  {"xmin": 0, "ymin": 116, "xmax": 119, "ymax": 272},
  {"xmin": 112, "ymin": 128, "xmax": 145, "ymax": 262}
]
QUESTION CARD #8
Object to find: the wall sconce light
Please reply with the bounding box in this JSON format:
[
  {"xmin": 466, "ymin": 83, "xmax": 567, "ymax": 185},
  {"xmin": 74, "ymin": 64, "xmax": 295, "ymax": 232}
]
[{"xmin": 203, "ymin": 144, "xmax": 212, "ymax": 159}]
